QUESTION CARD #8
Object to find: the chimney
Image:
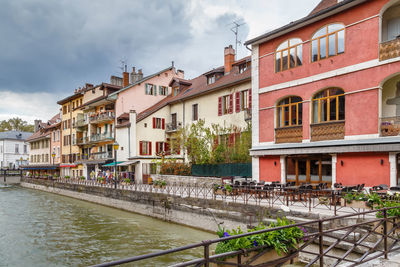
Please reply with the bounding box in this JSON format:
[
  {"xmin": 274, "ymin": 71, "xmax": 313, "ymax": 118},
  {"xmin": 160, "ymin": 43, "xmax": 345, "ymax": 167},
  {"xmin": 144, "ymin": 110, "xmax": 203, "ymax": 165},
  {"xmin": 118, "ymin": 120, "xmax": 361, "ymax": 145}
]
[
  {"xmin": 34, "ymin": 120, "xmax": 42, "ymax": 132},
  {"xmin": 224, "ymin": 45, "xmax": 235, "ymax": 74},
  {"xmin": 123, "ymin": 65, "xmax": 129, "ymax": 87},
  {"xmin": 131, "ymin": 67, "xmax": 141, "ymax": 84},
  {"xmin": 137, "ymin": 69, "xmax": 144, "ymax": 81},
  {"xmin": 85, "ymin": 83, "xmax": 93, "ymax": 89}
]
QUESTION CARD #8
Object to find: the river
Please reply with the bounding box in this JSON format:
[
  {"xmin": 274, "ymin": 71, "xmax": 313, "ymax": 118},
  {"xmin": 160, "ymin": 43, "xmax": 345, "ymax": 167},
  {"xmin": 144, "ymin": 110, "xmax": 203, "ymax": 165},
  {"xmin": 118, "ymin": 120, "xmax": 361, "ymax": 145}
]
[{"xmin": 0, "ymin": 185, "xmax": 215, "ymax": 266}]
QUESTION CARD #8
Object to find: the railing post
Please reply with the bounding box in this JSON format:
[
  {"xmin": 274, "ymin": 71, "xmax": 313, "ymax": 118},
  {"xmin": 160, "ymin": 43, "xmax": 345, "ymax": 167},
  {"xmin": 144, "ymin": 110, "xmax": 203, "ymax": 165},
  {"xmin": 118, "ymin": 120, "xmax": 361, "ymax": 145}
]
[
  {"xmin": 204, "ymin": 242, "xmax": 210, "ymax": 267},
  {"xmin": 383, "ymin": 209, "xmax": 388, "ymax": 259},
  {"xmin": 319, "ymin": 220, "xmax": 324, "ymax": 267}
]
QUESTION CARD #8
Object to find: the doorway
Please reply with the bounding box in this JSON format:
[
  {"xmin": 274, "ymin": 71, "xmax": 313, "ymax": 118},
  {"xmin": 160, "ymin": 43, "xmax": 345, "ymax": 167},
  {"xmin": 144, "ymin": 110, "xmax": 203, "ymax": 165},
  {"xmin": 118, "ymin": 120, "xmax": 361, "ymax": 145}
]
[{"xmin": 286, "ymin": 155, "xmax": 332, "ymax": 185}]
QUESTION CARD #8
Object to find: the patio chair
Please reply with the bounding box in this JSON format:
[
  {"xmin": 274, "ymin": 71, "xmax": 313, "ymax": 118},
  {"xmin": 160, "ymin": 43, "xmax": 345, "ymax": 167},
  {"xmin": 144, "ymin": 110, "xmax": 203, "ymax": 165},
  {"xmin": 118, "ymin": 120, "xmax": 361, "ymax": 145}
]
[
  {"xmin": 334, "ymin": 183, "xmax": 342, "ymax": 188},
  {"xmin": 390, "ymin": 186, "xmax": 400, "ymax": 192},
  {"xmin": 379, "ymin": 184, "xmax": 389, "ymax": 190}
]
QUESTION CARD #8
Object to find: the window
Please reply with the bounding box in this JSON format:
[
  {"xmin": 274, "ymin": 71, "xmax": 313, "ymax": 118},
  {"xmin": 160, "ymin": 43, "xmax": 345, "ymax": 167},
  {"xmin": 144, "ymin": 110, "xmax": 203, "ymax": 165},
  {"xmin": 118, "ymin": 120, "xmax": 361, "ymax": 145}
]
[
  {"xmin": 24, "ymin": 145, "xmax": 27, "ymax": 154},
  {"xmin": 192, "ymin": 104, "xmax": 198, "ymax": 121},
  {"xmin": 153, "ymin": 117, "xmax": 165, "ymax": 129},
  {"xmin": 235, "ymin": 90, "xmax": 250, "ymax": 112},
  {"xmin": 155, "ymin": 142, "xmax": 165, "ymax": 155},
  {"xmin": 275, "ymin": 38, "xmax": 303, "ymax": 72},
  {"xmin": 239, "ymin": 63, "xmax": 248, "ymax": 74},
  {"xmin": 172, "ymin": 87, "xmax": 179, "ymax": 96},
  {"xmin": 218, "ymin": 94, "xmax": 233, "ymax": 116},
  {"xmin": 63, "ymin": 106, "xmax": 67, "ymax": 115},
  {"xmin": 139, "ymin": 141, "xmax": 152, "ymax": 155},
  {"xmin": 145, "ymin": 83, "xmax": 157, "ymax": 95},
  {"xmin": 276, "ymin": 96, "xmax": 303, "ymax": 127},
  {"xmin": 159, "ymin": 86, "xmax": 168, "ymax": 96},
  {"xmin": 15, "ymin": 144, "xmax": 19, "ymax": 154},
  {"xmin": 312, "ymin": 88, "xmax": 345, "ymax": 123},
  {"xmin": 207, "ymin": 75, "xmax": 216, "ymax": 85},
  {"xmin": 311, "ymin": 24, "xmax": 345, "ymax": 62}
]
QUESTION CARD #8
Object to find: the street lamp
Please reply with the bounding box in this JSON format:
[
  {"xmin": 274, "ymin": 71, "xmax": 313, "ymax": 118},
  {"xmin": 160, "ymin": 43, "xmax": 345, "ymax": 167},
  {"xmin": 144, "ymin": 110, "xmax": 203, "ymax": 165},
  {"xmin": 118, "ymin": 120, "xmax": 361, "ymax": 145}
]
[
  {"xmin": 51, "ymin": 152, "xmax": 56, "ymax": 177},
  {"xmin": 19, "ymin": 157, "xmax": 23, "ymax": 169},
  {"xmin": 113, "ymin": 141, "xmax": 119, "ymax": 189}
]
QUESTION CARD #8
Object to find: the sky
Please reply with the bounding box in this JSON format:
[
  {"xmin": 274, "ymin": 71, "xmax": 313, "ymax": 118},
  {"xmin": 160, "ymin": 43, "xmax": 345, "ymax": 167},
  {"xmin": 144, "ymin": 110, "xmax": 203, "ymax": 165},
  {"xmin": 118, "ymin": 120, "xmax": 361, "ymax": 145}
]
[{"xmin": 0, "ymin": 0, "xmax": 320, "ymax": 123}]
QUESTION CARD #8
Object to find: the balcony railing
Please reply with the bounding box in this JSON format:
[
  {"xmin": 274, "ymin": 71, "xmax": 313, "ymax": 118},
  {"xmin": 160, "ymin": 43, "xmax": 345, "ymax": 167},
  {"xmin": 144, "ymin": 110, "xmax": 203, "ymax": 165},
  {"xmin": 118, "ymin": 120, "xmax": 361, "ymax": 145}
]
[
  {"xmin": 379, "ymin": 37, "xmax": 400, "ymax": 61},
  {"xmin": 89, "ymin": 133, "xmax": 114, "ymax": 143},
  {"xmin": 311, "ymin": 121, "xmax": 345, "ymax": 142},
  {"xmin": 75, "ymin": 119, "xmax": 88, "ymax": 128},
  {"xmin": 77, "ymin": 137, "xmax": 89, "ymax": 145},
  {"xmin": 89, "ymin": 111, "xmax": 115, "ymax": 124},
  {"xmin": 244, "ymin": 108, "xmax": 252, "ymax": 121},
  {"xmin": 90, "ymin": 151, "xmax": 113, "ymax": 160},
  {"xmin": 275, "ymin": 126, "xmax": 303, "ymax": 144},
  {"xmin": 380, "ymin": 116, "xmax": 400, "ymax": 137},
  {"xmin": 165, "ymin": 122, "xmax": 182, "ymax": 133}
]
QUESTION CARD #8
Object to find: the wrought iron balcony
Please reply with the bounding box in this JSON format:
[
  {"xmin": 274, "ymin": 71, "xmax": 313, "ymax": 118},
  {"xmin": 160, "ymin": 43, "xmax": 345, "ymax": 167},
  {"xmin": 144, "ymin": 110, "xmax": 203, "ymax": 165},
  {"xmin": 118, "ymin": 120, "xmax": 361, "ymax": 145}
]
[
  {"xmin": 90, "ymin": 151, "xmax": 113, "ymax": 160},
  {"xmin": 379, "ymin": 37, "xmax": 400, "ymax": 61},
  {"xmin": 89, "ymin": 133, "xmax": 114, "ymax": 143},
  {"xmin": 380, "ymin": 117, "xmax": 400, "ymax": 137},
  {"xmin": 165, "ymin": 122, "xmax": 182, "ymax": 133},
  {"xmin": 77, "ymin": 137, "xmax": 89, "ymax": 145},
  {"xmin": 89, "ymin": 111, "xmax": 115, "ymax": 124}
]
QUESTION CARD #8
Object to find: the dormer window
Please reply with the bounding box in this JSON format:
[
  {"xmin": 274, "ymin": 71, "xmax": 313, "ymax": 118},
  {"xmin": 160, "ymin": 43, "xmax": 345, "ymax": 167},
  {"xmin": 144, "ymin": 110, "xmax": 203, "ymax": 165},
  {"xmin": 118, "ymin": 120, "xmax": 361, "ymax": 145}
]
[
  {"xmin": 239, "ymin": 63, "xmax": 248, "ymax": 74},
  {"xmin": 207, "ymin": 75, "xmax": 216, "ymax": 85},
  {"xmin": 172, "ymin": 86, "xmax": 179, "ymax": 96}
]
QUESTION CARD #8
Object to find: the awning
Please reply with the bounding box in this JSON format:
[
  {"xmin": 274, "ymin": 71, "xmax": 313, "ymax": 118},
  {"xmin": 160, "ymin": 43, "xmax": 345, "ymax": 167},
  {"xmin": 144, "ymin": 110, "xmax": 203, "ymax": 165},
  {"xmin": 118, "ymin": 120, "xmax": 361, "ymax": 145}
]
[
  {"xmin": 118, "ymin": 160, "xmax": 139, "ymax": 166},
  {"xmin": 22, "ymin": 166, "xmax": 58, "ymax": 170},
  {"xmin": 102, "ymin": 161, "xmax": 124, "ymax": 167},
  {"xmin": 60, "ymin": 164, "xmax": 77, "ymax": 168}
]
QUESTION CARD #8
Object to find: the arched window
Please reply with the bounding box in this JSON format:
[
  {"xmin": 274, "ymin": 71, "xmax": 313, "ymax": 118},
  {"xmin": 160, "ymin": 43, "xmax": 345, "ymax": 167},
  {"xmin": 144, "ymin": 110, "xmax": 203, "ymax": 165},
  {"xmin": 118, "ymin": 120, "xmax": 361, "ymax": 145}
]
[
  {"xmin": 311, "ymin": 24, "xmax": 345, "ymax": 62},
  {"xmin": 312, "ymin": 88, "xmax": 345, "ymax": 123},
  {"xmin": 275, "ymin": 39, "xmax": 303, "ymax": 72},
  {"xmin": 276, "ymin": 96, "xmax": 303, "ymax": 127}
]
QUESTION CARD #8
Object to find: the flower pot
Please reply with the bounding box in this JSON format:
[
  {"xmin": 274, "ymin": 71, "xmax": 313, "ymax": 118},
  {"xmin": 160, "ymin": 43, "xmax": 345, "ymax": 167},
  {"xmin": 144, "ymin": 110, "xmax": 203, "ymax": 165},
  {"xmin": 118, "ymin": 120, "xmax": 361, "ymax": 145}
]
[
  {"xmin": 374, "ymin": 217, "xmax": 400, "ymax": 235},
  {"xmin": 154, "ymin": 185, "xmax": 165, "ymax": 189},
  {"xmin": 211, "ymin": 248, "xmax": 297, "ymax": 267},
  {"xmin": 340, "ymin": 199, "xmax": 370, "ymax": 209},
  {"xmin": 214, "ymin": 189, "xmax": 225, "ymax": 195}
]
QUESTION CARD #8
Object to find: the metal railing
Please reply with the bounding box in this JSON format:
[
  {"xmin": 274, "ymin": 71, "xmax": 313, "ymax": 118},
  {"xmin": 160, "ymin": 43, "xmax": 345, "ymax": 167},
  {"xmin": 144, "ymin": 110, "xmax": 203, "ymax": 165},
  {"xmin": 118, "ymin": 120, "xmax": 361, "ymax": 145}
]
[
  {"xmin": 90, "ymin": 133, "xmax": 114, "ymax": 143},
  {"xmin": 89, "ymin": 111, "xmax": 115, "ymax": 124},
  {"xmin": 166, "ymin": 122, "xmax": 182, "ymax": 132}
]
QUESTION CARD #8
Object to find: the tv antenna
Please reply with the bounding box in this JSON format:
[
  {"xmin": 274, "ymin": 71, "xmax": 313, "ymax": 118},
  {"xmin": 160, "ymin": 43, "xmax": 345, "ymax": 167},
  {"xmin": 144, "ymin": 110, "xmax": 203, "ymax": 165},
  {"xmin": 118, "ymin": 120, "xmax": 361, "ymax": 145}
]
[
  {"xmin": 230, "ymin": 20, "xmax": 246, "ymax": 59},
  {"xmin": 118, "ymin": 59, "xmax": 127, "ymax": 75}
]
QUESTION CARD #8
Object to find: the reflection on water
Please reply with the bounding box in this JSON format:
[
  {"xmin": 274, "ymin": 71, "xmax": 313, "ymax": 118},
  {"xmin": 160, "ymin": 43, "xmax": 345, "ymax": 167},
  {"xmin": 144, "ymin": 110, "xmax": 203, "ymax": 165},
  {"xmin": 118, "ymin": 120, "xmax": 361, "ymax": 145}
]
[{"xmin": 0, "ymin": 186, "xmax": 214, "ymax": 266}]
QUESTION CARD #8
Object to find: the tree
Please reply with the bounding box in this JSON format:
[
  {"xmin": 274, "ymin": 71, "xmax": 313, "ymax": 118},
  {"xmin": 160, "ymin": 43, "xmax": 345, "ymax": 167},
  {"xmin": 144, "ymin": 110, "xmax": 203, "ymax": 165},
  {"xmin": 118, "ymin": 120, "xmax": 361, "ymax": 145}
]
[{"xmin": 0, "ymin": 117, "xmax": 34, "ymax": 132}]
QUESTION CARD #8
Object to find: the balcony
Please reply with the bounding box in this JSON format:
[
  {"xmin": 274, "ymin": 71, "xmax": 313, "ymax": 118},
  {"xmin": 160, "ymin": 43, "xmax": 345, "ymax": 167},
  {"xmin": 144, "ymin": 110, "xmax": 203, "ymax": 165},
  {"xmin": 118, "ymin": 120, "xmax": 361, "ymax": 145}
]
[
  {"xmin": 75, "ymin": 118, "xmax": 88, "ymax": 128},
  {"xmin": 165, "ymin": 122, "xmax": 182, "ymax": 133},
  {"xmin": 311, "ymin": 121, "xmax": 345, "ymax": 142},
  {"xmin": 89, "ymin": 133, "xmax": 114, "ymax": 143},
  {"xmin": 89, "ymin": 111, "xmax": 115, "ymax": 124},
  {"xmin": 381, "ymin": 117, "xmax": 400, "ymax": 137},
  {"xmin": 275, "ymin": 126, "xmax": 303, "ymax": 144},
  {"xmin": 379, "ymin": 38, "xmax": 400, "ymax": 61},
  {"xmin": 244, "ymin": 108, "xmax": 252, "ymax": 121},
  {"xmin": 90, "ymin": 151, "xmax": 113, "ymax": 160},
  {"xmin": 77, "ymin": 137, "xmax": 89, "ymax": 145}
]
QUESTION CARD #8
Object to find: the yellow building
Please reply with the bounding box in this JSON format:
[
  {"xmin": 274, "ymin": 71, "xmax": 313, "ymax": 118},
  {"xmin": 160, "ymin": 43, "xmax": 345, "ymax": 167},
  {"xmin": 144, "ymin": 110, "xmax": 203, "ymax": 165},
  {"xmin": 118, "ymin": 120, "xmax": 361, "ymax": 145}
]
[{"xmin": 57, "ymin": 89, "xmax": 84, "ymax": 178}]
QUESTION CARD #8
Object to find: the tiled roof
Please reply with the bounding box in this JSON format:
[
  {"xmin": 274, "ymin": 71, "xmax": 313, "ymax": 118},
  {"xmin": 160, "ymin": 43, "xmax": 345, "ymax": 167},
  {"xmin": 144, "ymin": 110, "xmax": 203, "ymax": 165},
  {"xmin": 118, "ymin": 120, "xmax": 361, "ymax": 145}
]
[
  {"xmin": 27, "ymin": 113, "xmax": 60, "ymax": 141},
  {"xmin": 135, "ymin": 60, "xmax": 251, "ymax": 123},
  {"xmin": 244, "ymin": 0, "xmax": 367, "ymax": 46},
  {"xmin": 26, "ymin": 127, "xmax": 49, "ymax": 142},
  {"xmin": 0, "ymin": 131, "xmax": 32, "ymax": 141}
]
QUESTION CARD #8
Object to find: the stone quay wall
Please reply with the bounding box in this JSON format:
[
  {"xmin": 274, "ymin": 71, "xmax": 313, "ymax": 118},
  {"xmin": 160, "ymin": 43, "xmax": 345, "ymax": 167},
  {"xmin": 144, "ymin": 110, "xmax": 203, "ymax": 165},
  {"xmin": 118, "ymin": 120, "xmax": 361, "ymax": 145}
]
[{"xmin": 150, "ymin": 174, "xmax": 220, "ymax": 185}]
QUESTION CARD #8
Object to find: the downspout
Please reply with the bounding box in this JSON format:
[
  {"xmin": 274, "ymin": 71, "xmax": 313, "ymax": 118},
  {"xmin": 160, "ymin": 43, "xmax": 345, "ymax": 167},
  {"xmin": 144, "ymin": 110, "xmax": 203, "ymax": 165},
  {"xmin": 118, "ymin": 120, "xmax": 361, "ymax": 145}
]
[
  {"xmin": 245, "ymin": 44, "xmax": 252, "ymax": 52},
  {"xmin": 182, "ymin": 100, "xmax": 185, "ymax": 161},
  {"xmin": 128, "ymin": 125, "xmax": 131, "ymax": 158}
]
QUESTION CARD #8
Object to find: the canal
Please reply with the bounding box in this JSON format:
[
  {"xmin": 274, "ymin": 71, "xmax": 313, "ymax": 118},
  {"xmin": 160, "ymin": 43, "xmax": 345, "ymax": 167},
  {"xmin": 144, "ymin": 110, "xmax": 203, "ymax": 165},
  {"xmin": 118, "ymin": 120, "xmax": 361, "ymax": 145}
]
[{"xmin": 0, "ymin": 185, "xmax": 215, "ymax": 266}]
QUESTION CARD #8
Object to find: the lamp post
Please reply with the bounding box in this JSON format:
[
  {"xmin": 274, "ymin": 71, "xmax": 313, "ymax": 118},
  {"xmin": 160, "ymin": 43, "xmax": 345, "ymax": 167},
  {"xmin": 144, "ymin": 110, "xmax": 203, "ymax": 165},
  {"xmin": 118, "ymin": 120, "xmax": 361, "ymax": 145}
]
[
  {"xmin": 19, "ymin": 157, "xmax": 23, "ymax": 169},
  {"xmin": 51, "ymin": 152, "xmax": 56, "ymax": 177},
  {"xmin": 113, "ymin": 142, "xmax": 119, "ymax": 189}
]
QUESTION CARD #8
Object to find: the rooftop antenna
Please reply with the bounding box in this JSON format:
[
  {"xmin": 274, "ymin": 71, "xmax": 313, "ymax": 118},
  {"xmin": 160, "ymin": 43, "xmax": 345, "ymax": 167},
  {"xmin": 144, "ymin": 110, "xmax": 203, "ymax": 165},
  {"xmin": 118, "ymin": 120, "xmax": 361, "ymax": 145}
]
[
  {"xmin": 118, "ymin": 59, "xmax": 127, "ymax": 76},
  {"xmin": 230, "ymin": 20, "xmax": 246, "ymax": 60}
]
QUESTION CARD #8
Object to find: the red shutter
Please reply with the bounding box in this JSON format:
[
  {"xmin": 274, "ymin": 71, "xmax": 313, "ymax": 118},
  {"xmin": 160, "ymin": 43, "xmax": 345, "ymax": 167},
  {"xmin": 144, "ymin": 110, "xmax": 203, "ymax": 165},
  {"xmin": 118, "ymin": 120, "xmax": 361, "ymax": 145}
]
[
  {"xmin": 139, "ymin": 141, "xmax": 143, "ymax": 155},
  {"xmin": 218, "ymin": 97, "xmax": 222, "ymax": 116},
  {"xmin": 162, "ymin": 118, "xmax": 165, "ymax": 129},
  {"xmin": 152, "ymin": 117, "xmax": 156, "ymax": 128},
  {"xmin": 229, "ymin": 94, "xmax": 233, "ymax": 114},
  {"xmin": 165, "ymin": 139, "xmax": 170, "ymax": 155},
  {"xmin": 148, "ymin": 141, "xmax": 152, "ymax": 155},
  {"xmin": 229, "ymin": 134, "xmax": 234, "ymax": 146},
  {"xmin": 155, "ymin": 142, "xmax": 159, "ymax": 155},
  {"xmin": 235, "ymin": 92, "xmax": 240, "ymax": 113},
  {"xmin": 248, "ymin": 89, "xmax": 252, "ymax": 109}
]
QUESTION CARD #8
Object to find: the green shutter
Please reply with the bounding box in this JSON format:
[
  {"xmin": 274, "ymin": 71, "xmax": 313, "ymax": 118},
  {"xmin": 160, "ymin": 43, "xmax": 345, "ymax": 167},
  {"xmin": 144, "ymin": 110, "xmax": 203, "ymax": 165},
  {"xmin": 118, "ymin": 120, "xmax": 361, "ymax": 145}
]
[
  {"xmin": 154, "ymin": 85, "xmax": 157, "ymax": 96},
  {"xmin": 145, "ymin": 83, "xmax": 149, "ymax": 95}
]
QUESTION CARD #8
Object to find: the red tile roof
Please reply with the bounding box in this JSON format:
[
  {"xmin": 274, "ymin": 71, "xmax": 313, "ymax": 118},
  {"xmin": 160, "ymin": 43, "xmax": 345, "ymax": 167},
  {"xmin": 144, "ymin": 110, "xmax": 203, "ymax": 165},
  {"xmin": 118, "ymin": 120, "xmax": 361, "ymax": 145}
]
[{"xmin": 309, "ymin": 0, "xmax": 339, "ymax": 15}]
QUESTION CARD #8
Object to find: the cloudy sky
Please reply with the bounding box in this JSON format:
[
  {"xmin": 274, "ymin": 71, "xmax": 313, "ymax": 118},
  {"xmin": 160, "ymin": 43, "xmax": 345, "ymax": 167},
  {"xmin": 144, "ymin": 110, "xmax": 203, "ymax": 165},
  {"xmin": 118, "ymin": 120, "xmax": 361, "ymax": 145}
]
[{"xmin": 0, "ymin": 0, "xmax": 320, "ymax": 123}]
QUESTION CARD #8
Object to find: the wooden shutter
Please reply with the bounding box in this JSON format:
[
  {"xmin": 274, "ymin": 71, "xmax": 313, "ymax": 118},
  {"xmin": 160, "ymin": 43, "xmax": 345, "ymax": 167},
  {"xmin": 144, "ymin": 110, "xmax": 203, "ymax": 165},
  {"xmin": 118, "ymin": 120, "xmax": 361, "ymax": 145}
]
[
  {"xmin": 218, "ymin": 97, "xmax": 222, "ymax": 116},
  {"xmin": 159, "ymin": 85, "xmax": 162, "ymax": 95},
  {"xmin": 235, "ymin": 92, "xmax": 240, "ymax": 113},
  {"xmin": 154, "ymin": 85, "xmax": 157, "ymax": 96},
  {"xmin": 249, "ymin": 89, "xmax": 252, "ymax": 108},
  {"xmin": 162, "ymin": 118, "xmax": 165, "ymax": 129},
  {"xmin": 155, "ymin": 142, "xmax": 159, "ymax": 154},
  {"xmin": 139, "ymin": 141, "xmax": 143, "ymax": 155},
  {"xmin": 148, "ymin": 141, "xmax": 152, "ymax": 155},
  {"xmin": 145, "ymin": 83, "xmax": 149, "ymax": 94},
  {"xmin": 229, "ymin": 134, "xmax": 234, "ymax": 146},
  {"xmin": 152, "ymin": 117, "xmax": 156, "ymax": 128},
  {"xmin": 229, "ymin": 94, "xmax": 233, "ymax": 114}
]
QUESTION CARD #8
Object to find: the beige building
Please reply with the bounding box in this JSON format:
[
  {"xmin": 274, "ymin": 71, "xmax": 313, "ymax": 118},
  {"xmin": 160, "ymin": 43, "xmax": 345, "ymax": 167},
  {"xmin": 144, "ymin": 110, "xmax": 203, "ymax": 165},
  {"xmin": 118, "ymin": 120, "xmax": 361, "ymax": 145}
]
[{"xmin": 115, "ymin": 46, "xmax": 251, "ymax": 183}]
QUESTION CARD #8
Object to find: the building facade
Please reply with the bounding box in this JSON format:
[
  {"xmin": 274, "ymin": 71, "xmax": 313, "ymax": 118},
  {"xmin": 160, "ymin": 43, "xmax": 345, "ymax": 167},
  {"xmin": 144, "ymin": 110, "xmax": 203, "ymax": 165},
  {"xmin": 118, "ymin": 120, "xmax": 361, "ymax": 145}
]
[
  {"xmin": 246, "ymin": 0, "xmax": 400, "ymax": 187},
  {"xmin": 0, "ymin": 131, "xmax": 31, "ymax": 169}
]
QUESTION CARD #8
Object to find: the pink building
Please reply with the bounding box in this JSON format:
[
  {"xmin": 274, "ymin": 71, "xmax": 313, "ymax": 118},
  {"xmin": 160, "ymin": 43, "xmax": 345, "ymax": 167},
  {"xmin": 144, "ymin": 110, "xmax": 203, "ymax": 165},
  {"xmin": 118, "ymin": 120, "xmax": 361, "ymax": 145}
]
[{"xmin": 245, "ymin": 0, "xmax": 400, "ymax": 187}]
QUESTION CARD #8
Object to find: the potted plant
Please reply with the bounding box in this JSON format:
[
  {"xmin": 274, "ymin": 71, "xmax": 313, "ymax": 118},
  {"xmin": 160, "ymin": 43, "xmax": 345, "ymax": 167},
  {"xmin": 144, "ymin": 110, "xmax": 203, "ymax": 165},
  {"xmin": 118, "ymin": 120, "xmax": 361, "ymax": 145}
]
[
  {"xmin": 213, "ymin": 217, "xmax": 303, "ymax": 266},
  {"xmin": 98, "ymin": 177, "xmax": 105, "ymax": 183},
  {"xmin": 153, "ymin": 179, "xmax": 167, "ymax": 188},
  {"xmin": 374, "ymin": 201, "xmax": 400, "ymax": 234},
  {"xmin": 64, "ymin": 175, "xmax": 70, "ymax": 180},
  {"xmin": 123, "ymin": 178, "xmax": 131, "ymax": 185},
  {"xmin": 80, "ymin": 176, "xmax": 86, "ymax": 180},
  {"xmin": 341, "ymin": 192, "xmax": 370, "ymax": 209},
  {"xmin": 214, "ymin": 184, "xmax": 224, "ymax": 195}
]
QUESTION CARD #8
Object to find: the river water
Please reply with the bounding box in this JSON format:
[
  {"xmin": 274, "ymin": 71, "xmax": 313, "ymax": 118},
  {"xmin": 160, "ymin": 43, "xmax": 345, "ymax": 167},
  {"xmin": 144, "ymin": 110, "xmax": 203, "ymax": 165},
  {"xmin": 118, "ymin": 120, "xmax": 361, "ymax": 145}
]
[{"xmin": 0, "ymin": 185, "xmax": 215, "ymax": 267}]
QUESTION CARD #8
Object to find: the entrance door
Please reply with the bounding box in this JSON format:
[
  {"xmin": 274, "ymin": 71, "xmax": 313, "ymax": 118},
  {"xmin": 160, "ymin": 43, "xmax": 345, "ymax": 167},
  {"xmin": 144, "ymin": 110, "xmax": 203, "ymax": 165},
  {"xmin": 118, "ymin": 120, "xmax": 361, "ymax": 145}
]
[{"xmin": 286, "ymin": 155, "xmax": 332, "ymax": 185}]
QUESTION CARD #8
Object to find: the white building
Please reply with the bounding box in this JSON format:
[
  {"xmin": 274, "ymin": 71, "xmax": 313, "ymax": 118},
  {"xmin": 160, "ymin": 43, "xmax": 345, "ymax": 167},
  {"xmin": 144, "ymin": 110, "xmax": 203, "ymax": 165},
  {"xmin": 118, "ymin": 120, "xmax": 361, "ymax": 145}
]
[{"xmin": 0, "ymin": 131, "xmax": 32, "ymax": 169}]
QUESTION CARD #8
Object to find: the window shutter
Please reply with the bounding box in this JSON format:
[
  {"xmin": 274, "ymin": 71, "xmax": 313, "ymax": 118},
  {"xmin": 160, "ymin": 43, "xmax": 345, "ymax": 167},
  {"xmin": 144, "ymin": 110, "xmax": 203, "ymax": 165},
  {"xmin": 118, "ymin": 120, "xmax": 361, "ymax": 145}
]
[
  {"xmin": 139, "ymin": 141, "xmax": 143, "ymax": 155},
  {"xmin": 148, "ymin": 141, "xmax": 152, "ymax": 155},
  {"xmin": 166, "ymin": 87, "xmax": 169, "ymax": 95},
  {"xmin": 162, "ymin": 118, "xmax": 165, "ymax": 129},
  {"xmin": 218, "ymin": 97, "xmax": 222, "ymax": 116},
  {"xmin": 155, "ymin": 142, "xmax": 159, "ymax": 155},
  {"xmin": 229, "ymin": 134, "xmax": 234, "ymax": 146},
  {"xmin": 165, "ymin": 139, "xmax": 170, "ymax": 155},
  {"xmin": 154, "ymin": 85, "xmax": 157, "ymax": 96},
  {"xmin": 159, "ymin": 85, "xmax": 162, "ymax": 95},
  {"xmin": 153, "ymin": 117, "xmax": 156, "ymax": 128},
  {"xmin": 235, "ymin": 92, "xmax": 240, "ymax": 113},
  {"xmin": 145, "ymin": 83, "xmax": 149, "ymax": 94},
  {"xmin": 248, "ymin": 89, "xmax": 252, "ymax": 109},
  {"xmin": 229, "ymin": 94, "xmax": 233, "ymax": 114}
]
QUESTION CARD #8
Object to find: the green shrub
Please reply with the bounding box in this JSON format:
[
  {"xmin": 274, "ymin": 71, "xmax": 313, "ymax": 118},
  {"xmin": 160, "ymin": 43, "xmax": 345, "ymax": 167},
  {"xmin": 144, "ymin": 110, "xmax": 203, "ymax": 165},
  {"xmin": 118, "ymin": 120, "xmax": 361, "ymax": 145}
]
[
  {"xmin": 64, "ymin": 176, "xmax": 70, "ymax": 179},
  {"xmin": 80, "ymin": 176, "xmax": 85, "ymax": 180},
  {"xmin": 124, "ymin": 178, "xmax": 131, "ymax": 183}
]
